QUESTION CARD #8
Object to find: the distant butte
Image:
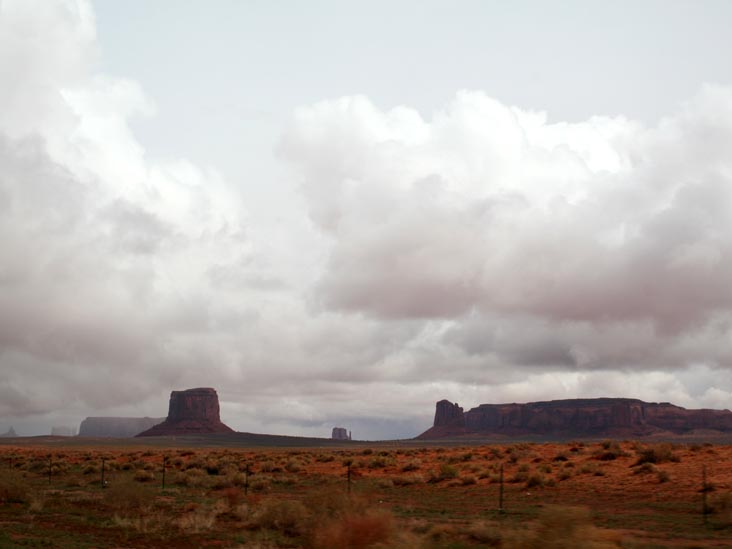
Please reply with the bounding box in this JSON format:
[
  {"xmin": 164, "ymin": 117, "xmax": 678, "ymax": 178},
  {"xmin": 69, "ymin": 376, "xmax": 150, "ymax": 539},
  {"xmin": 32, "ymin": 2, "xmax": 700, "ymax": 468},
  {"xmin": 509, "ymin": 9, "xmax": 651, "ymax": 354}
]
[
  {"xmin": 136, "ymin": 388, "xmax": 234, "ymax": 436},
  {"xmin": 418, "ymin": 398, "xmax": 732, "ymax": 439},
  {"xmin": 79, "ymin": 417, "xmax": 165, "ymax": 438}
]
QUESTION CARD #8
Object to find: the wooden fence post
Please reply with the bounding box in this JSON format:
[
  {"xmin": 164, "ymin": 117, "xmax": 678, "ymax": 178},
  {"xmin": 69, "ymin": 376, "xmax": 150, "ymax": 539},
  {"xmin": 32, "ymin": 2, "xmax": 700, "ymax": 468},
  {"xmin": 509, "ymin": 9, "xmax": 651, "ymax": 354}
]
[
  {"xmin": 702, "ymin": 464, "xmax": 710, "ymax": 524},
  {"xmin": 244, "ymin": 463, "xmax": 250, "ymax": 496},
  {"xmin": 499, "ymin": 463, "xmax": 505, "ymax": 514},
  {"xmin": 101, "ymin": 458, "xmax": 106, "ymax": 488},
  {"xmin": 162, "ymin": 455, "xmax": 167, "ymax": 490}
]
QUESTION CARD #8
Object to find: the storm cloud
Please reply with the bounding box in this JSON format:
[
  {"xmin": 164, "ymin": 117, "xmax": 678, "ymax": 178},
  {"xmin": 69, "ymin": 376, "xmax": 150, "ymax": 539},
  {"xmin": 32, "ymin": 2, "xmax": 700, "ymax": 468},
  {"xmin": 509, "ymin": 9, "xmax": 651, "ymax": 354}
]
[{"xmin": 2, "ymin": 0, "xmax": 732, "ymax": 439}]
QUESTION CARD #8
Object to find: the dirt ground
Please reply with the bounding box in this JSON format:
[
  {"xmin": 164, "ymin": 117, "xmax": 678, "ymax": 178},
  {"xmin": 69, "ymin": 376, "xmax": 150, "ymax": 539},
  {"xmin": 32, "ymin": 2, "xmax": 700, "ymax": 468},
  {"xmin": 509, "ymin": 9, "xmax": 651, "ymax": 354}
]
[{"xmin": 1, "ymin": 440, "xmax": 732, "ymax": 547}]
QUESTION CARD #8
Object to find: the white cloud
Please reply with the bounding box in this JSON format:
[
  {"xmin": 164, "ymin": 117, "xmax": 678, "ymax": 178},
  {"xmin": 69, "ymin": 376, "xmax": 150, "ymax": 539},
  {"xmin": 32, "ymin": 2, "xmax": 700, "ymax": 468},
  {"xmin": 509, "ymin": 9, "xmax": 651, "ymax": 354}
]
[{"xmin": 3, "ymin": 0, "xmax": 732, "ymax": 440}]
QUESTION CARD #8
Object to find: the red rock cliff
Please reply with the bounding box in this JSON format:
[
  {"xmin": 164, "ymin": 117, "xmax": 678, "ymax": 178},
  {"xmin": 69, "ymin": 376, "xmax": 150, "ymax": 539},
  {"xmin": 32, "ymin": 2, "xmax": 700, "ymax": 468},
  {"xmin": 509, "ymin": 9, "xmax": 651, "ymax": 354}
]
[
  {"xmin": 418, "ymin": 398, "xmax": 732, "ymax": 439},
  {"xmin": 136, "ymin": 388, "xmax": 234, "ymax": 436}
]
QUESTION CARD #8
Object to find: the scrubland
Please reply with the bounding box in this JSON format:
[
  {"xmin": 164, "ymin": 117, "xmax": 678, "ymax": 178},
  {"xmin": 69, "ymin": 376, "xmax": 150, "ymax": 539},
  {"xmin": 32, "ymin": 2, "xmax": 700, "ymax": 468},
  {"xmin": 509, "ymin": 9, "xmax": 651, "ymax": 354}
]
[{"xmin": 1, "ymin": 441, "xmax": 731, "ymax": 547}]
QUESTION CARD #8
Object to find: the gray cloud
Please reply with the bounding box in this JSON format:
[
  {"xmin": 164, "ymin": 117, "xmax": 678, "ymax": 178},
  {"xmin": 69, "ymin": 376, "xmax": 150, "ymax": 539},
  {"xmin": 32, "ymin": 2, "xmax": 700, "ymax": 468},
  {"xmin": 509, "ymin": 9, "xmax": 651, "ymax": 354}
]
[{"xmin": 3, "ymin": 0, "xmax": 732, "ymax": 440}]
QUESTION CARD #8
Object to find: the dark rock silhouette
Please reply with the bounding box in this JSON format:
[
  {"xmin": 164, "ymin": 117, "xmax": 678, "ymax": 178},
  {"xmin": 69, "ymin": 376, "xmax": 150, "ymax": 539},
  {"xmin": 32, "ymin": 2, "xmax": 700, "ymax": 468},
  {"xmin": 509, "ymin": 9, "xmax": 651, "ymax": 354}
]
[
  {"xmin": 0, "ymin": 426, "xmax": 17, "ymax": 437},
  {"xmin": 79, "ymin": 417, "xmax": 165, "ymax": 437},
  {"xmin": 418, "ymin": 398, "xmax": 732, "ymax": 439},
  {"xmin": 331, "ymin": 427, "xmax": 351, "ymax": 440},
  {"xmin": 137, "ymin": 388, "xmax": 234, "ymax": 436}
]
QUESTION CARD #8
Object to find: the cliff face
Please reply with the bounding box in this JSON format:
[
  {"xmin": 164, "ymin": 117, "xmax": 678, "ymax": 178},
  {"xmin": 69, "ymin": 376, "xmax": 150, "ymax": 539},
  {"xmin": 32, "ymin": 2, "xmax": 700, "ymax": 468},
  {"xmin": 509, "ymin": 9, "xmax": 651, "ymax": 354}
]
[
  {"xmin": 420, "ymin": 400, "xmax": 467, "ymax": 438},
  {"xmin": 79, "ymin": 417, "xmax": 165, "ymax": 438},
  {"xmin": 136, "ymin": 388, "xmax": 234, "ymax": 436},
  {"xmin": 418, "ymin": 398, "xmax": 732, "ymax": 439}
]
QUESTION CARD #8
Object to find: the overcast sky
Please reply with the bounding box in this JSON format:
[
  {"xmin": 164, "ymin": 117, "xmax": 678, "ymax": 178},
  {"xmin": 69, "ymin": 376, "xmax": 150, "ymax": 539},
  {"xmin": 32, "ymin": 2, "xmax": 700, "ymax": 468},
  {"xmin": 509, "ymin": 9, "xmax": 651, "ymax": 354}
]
[{"xmin": 3, "ymin": 1, "xmax": 732, "ymax": 439}]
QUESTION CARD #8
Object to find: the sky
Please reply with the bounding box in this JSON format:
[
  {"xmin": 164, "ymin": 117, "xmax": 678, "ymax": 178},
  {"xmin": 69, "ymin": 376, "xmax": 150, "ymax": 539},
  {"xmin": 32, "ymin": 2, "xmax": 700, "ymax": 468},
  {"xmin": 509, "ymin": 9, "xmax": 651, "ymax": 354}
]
[{"xmin": 2, "ymin": 1, "xmax": 732, "ymax": 439}]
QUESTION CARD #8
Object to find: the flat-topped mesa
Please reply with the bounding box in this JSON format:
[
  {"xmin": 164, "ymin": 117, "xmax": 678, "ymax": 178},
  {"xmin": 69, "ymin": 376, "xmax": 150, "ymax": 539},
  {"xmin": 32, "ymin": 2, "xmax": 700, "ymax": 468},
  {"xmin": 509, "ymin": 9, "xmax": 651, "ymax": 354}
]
[
  {"xmin": 136, "ymin": 388, "xmax": 234, "ymax": 437},
  {"xmin": 79, "ymin": 417, "xmax": 165, "ymax": 438},
  {"xmin": 418, "ymin": 398, "xmax": 732, "ymax": 439},
  {"xmin": 331, "ymin": 427, "xmax": 352, "ymax": 440}
]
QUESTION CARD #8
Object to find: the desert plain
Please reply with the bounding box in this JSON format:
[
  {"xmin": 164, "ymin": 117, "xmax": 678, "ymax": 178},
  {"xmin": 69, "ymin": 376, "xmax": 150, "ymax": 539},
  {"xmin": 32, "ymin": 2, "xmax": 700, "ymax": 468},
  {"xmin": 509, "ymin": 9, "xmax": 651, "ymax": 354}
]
[{"xmin": 1, "ymin": 438, "xmax": 732, "ymax": 547}]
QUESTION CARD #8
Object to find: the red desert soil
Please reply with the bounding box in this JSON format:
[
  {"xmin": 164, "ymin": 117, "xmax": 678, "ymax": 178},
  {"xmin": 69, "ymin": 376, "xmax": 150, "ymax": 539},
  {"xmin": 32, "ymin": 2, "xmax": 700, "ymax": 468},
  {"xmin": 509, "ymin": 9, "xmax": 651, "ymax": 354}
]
[{"xmin": 1, "ymin": 440, "xmax": 732, "ymax": 547}]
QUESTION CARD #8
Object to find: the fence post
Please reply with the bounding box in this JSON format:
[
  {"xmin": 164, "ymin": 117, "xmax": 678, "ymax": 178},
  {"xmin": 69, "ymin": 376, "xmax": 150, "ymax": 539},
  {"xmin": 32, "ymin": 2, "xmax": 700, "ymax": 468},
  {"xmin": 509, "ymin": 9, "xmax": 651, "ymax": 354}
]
[
  {"xmin": 244, "ymin": 463, "xmax": 250, "ymax": 496},
  {"xmin": 498, "ymin": 463, "xmax": 504, "ymax": 514},
  {"xmin": 162, "ymin": 455, "xmax": 167, "ymax": 490},
  {"xmin": 48, "ymin": 457, "xmax": 52, "ymax": 485},
  {"xmin": 702, "ymin": 464, "xmax": 709, "ymax": 524},
  {"xmin": 101, "ymin": 458, "xmax": 106, "ymax": 488},
  {"xmin": 342, "ymin": 459, "xmax": 353, "ymax": 494}
]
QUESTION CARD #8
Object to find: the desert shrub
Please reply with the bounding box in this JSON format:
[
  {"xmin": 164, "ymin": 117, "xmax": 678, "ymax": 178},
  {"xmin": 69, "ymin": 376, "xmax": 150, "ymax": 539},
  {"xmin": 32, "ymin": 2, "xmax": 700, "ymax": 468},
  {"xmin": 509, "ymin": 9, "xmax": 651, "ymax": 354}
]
[
  {"xmin": 525, "ymin": 473, "xmax": 545, "ymax": 488},
  {"xmin": 557, "ymin": 470, "xmax": 573, "ymax": 481},
  {"xmin": 460, "ymin": 474, "xmax": 477, "ymax": 485},
  {"xmin": 594, "ymin": 441, "xmax": 627, "ymax": 461},
  {"xmin": 82, "ymin": 464, "xmax": 100, "ymax": 475},
  {"xmin": 633, "ymin": 462, "xmax": 657, "ymax": 475},
  {"xmin": 392, "ymin": 474, "xmax": 424, "ymax": 486},
  {"xmin": 312, "ymin": 510, "xmax": 394, "ymax": 548},
  {"xmin": 104, "ymin": 479, "xmax": 151, "ymax": 513},
  {"xmin": 506, "ymin": 505, "xmax": 620, "ymax": 548},
  {"xmin": 250, "ymin": 477, "xmax": 271, "ymax": 493},
  {"xmin": 656, "ymin": 469, "xmax": 670, "ymax": 483},
  {"xmin": 361, "ymin": 448, "xmax": 373, "ymax": 455},
  {"xmin": 553, "ymin": 452, "xmax": 569, "ymax": 462},
  {"xmin": 577, "ymin": 463, "xmax": 599, "ymax": 475},
  {"xmin": 368, "ymin": 456, "xmax": 390, "ymax": 469},
  {"xmin": 285, "ymin": 459, "xmax": 302, "ymax": 473},
  {"xmin": 250, "ymin": 499, "xmax": 311, "ymax": 537},
  {"xmin": 538, "ymin": 464, "xmax": 553, "ymax": 474},
  {"xmin": 401, "ymin": 459, "xmax": 421, "ymax": 472},
  {"xmin": 205, "ymin": 462, "xmax": 220, "ymax": 475},
  {"xmin": 260, "ymin": 460, "xmax": 276, "ymax": 473},
  {"xmin": 315, "ymin": 454, "xmax": 335, "ymax": 463},
  {"xmin": 438, "ymin": 463, "xmax": 458, "ymax": 480},
  {"xmin": 28, "ymin": 460, "xmax": 48, "ymax": 474},
  {"xmin": 212, "ymin": 475, "xmax": 234, "ymax": 489},
  {"xmin": 176, "ymin": 468, "xmax": 206, "ymax": 487},
  {"xmin": 463, "ymin": 521, "xmax": 502, "ymax": 545},
  {"xmin": 177, "ymin": 505, "xmax": 217, "ymax": 533},
  {"xmin": 133, "ymin": 469, "xmax": 155, "ymax": 483},
  {"xmin": 0, "ymin": 472, "xmax": 29, "ymax": 503},
  {"xmin": 112, "ymin": 512, "xmax": 166, "ymax": 534},
  {"xmin": 634, "ymin": 444, "xmax": 679, "ymax": 465},
  {"xmin": 509, "ymin": 471, "xmax": 528, "ymax": 484},
  {"xmin": 518, "ymin": 463, "xmax": 530, "ymax": 473}
]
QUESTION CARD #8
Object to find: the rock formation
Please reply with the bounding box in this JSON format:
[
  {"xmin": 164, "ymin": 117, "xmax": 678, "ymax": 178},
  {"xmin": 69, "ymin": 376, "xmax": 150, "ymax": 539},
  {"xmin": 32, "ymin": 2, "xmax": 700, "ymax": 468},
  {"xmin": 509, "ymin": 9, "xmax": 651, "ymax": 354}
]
[
  {"xmin": 79, "ymin": 417, "xmax": 165, "ymax": 438},
  {"xmin": 331, "ymin": 427, "xmax": 351, "ymax": 440},
  {"xmin": 0, "ymin": 426, "xmax": 17, "ymax": 437},
  {"xmin": 136, "ymin": 388, "xmax": 234, "ymax": 436},
  {"xmin": 418, "ymin": 398, "xmax": 732, "ymax": 439}
]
